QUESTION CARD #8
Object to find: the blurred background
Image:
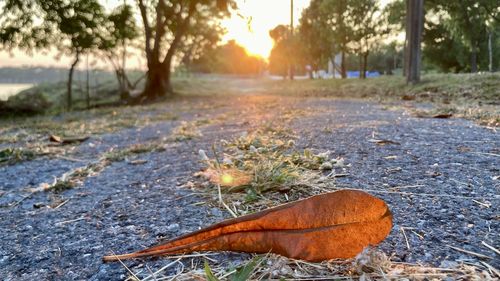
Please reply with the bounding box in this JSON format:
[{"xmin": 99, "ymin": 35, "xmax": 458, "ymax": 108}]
[{"xmin": 0, "ymin": 0, "xmax": 498, "ymax": 113}]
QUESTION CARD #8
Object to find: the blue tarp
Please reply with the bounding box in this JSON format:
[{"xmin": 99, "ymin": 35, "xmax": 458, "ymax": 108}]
[{"xmin": 346, "ymin": 71, "xmax": 380, "ymax": 78}]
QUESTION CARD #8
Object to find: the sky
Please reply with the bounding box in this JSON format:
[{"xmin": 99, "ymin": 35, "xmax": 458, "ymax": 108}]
[
  {"xmin": 221, "ymin": 0, "xmax": 312, "ymax": 58},
  {"xmin": 0, "ymin": 0, "xmax": 312, "ymax": 69}
]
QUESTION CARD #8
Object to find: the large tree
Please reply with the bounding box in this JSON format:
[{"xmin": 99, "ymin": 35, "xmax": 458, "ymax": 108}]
[
  {"xmin": 319, "ymin": 0, "xmax": 353, "ymax": 78},
  {"xmin": 134, "ymin": 0, "xmax": 234, "ymax": 102},
  {"xmin": 422, "ymin": 15, "xmax": 469, "ymax": 73},
  {"xmin": 349, "ymin": 0, "xmax": 388, "ymax": 79},
  {"xmin": 299, "ymin": 0, "xmax": 376, "ymax": 79},
  {"xmin": 0, "ymin": 0, "xmax": 106, "ymax": 111},
  {"xmin": 298, "ymin": 0, "xmax": 333, "ymax": 77},
  {"xmin": 269, "ymin": 25, "xmax": 292, "ymax": 78},
  {"xmin": 427, "ymin": 0, "xmax": 498, "ymax": 73}
]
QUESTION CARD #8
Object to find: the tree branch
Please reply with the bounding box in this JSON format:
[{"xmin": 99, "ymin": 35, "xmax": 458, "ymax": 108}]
[
  {"xmin": 137, "ymin": 0, "xmax": 152, "ymax": 63},
  {"xmin": 161, "ymin": 1, "xmax": 197, "ymax": 67},
  {"xmin": 152, "ymin": 0, "xmax": 167, "ymax": 61},
  {"xmin": 478, "ymin": 1, "xmax": 500, "ymax": 22}
]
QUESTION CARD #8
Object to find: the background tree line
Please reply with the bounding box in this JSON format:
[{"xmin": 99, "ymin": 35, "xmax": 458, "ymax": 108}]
[
  {"xmin": 0, "ymin": 0, "xmax": 498, "ymax": 110},
  {"xmin": 267, "ymin": 0, "xmax": 499, "ymax": 79}
]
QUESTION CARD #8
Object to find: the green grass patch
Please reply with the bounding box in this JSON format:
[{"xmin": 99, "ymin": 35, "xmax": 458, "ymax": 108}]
[
  {"xmin": 104, "ymin": 142, "xmax": 167, "ymax": 162},
  {"xmin": 0, "ymin": 147, "xmax": 40, "ymax": 165}
]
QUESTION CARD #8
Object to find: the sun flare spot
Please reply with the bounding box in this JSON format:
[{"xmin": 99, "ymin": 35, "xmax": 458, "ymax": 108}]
[{"xmin": 221, "ymin": 174, "xmax": 234, "ymax": 185}]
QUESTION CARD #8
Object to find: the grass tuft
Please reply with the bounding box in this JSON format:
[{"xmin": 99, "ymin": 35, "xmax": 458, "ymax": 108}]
[
  {"xmin": 194, "ymin": 126, "xmax": 345, "ymax": 213},
  {"xmin": 0, "ymin": 147, "xmax": 40, "ymax": 165}
]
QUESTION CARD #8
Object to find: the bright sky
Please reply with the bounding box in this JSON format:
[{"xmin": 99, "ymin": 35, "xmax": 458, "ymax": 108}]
[{"xmin": 222, "ymin": 0, "xmax": 311, "ymax": 58}]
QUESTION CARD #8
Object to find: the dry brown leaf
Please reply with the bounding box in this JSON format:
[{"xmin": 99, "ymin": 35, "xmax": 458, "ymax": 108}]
[
  {"xmin": 432, "ymin": 113, "xmax": 453, "ymax": 119},
  {"xmin": 103, "ymin": 190, "xmax": 392, "ymax": 262},
  {"xmin": 49, "ymin": 135, "xmax": 89, "ymax": 145},
  {"xmin": 368, "ymin": 139, "xmax": 401, "ymax": 145}
]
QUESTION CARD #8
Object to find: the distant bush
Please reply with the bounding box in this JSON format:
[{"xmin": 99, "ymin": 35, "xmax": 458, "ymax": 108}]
[{"xmin": 0, "ymin": 88, "xmax": 51, "ymax": 115}]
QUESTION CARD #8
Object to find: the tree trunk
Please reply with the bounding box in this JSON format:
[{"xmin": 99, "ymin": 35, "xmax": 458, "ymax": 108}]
[
  {"xmin": 141, "ymin": 63, "xmax": 172, "ymax": 102},
  {"xmin": 403, "ymin": 0, "xmax": 410, "ymax": 77},
  {"xmin": 67, "ymin": 52, "xmax": 80, "ymax": 111},
  {"xmin": 114, "ymin": 69, "xmax": 130, "ymax": 101},
  {"xmin": 362, "ymin": 52, "xmax": 369, "ymax": 79},
  {"xmin": 470, "ymin": 48, "xmax": 478, "ymax": 73},
  {"xmin": 358, "ymin": 54, "xmax": 363, "ymax": 79},
  {"xmin": 341, "ymin": 51, "xmax": 347, "ymax": 79},
  {"xmin": 488, "ymin": 32, "xmax": 493, "ymax": 72},
  {"xmin": 386, "ymin": 56, "xmax": 394, "ymax": 75},
  {"xmin": 406, "ymin": 0, "xmax": 423, "ymax": 84}
]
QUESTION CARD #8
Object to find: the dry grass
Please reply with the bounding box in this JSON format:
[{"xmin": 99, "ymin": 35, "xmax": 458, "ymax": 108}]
[
  {"xmin": 0, "ymin": 105, "xmax": 178, "ymax": 143},
  {"xmin": 26, "ymin": 116, "xmax": 214, "ymax": 194},
  {"xmin": 0, "ymin": 147, "xmax": 40, "ymax": 165},
  {"xmin": 169, "ymin": 119, "xmax": 208, "ymax": 142},
  {"xmin": 120, "ymin": 248, "xmax": 497, "ymax": 281},
  {"xmin": 191, "ymin": 126, "xmax": 346, "ymax": 214},
  {"xmin": 260, "ymin": 74, "xmax": 500, "ymax": 127}
]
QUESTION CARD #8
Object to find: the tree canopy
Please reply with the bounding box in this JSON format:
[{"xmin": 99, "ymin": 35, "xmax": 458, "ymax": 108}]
[
  {"xmin": 135, "ymin": 0, "xmax": 235, "ymax": 101},
  {"xmin": 269, "ymin": 0, "xmax": 500, "ymax": 79},
  {"xmin": 0, "ymin": 0, "xmax": 107, "ymax": 110},
  {"xmin": 0, "ymin": 0, "xmax": 236, "ymax": 106}
]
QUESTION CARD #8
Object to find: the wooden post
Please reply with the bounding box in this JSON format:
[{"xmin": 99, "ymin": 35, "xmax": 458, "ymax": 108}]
[{"xmin": 405, "ymin": 0, "xmax": 423, "ymax": 84}]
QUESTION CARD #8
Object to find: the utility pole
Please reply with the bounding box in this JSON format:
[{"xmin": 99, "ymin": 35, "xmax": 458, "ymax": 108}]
[
  {"xmin": 289, "ymin": 0, "xmax": 294, "ymax": 80},
  {"xmin": 405, "ymin": 0, "xmax": 423, "ymax": 84}
]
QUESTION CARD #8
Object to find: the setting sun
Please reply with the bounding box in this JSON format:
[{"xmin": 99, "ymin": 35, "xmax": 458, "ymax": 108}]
[{"xmin": 221, "ymin": 0, "xmax": 311, "ymax": 59}]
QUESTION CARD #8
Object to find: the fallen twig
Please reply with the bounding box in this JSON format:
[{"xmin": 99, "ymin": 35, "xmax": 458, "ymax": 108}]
[
  {"xmin": 401, "ymin": 227, "xmax": 411, "ymax": 250},
  {"xmin": 470, "ymin": 151, "xmax": 500, "ymax": 157},
  {"xmin": 481, "ymin": 241, "xmax": 500, "ymax": 255},
  {"xmin": 111, "ymin": 251, "xmax": 140, "ymax": 281},
  {"xmin": 480, "ymin": 261, "xmax": 500, "ymax": 278},
  {"xmin": 54, "ymin": 155, "xmax": 86, "ymax": 162},
  {"xmin": 54, "ymin": 199, "xmax": 70, "ymax": 209},
  {"xmin": 447, "ymin": 245, "xmax": 493, "ymax": 260},
  {"xmin": 142, "ymin": 258, "xmax": 182, "ymax": 281},
  {"xmin": 55, "ymin": 216, "xmax": 86, "ymax": 226}
]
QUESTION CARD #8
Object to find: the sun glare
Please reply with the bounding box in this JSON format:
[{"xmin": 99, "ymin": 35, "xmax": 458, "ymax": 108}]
[
  {"xmin": 221, "ymin": 0, "xmax": 312, "ymax": 59},
  {"xmin": 221, "ymin": 174, "xmax": 234, "ymax": 185}
]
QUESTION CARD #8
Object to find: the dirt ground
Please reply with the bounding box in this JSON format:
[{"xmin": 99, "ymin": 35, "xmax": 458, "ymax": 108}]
[{"xmin": 0, "ymin": 83, "xmax": 498, "ymax": 280}]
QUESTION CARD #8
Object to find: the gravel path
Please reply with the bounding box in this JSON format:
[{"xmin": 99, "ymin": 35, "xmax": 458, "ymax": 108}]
[{"xmin": 1, "ymin": 94, "xmax": 498, "ymax": 280}]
